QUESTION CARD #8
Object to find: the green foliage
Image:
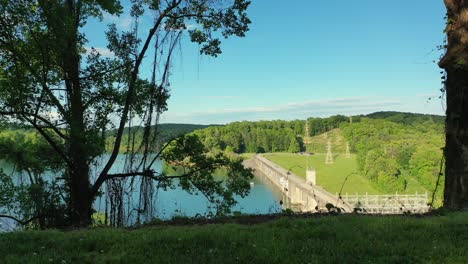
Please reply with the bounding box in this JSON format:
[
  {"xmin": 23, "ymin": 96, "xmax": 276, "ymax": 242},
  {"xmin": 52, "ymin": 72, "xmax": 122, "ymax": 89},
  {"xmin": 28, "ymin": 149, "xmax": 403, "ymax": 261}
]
[
  {"xmin": 363, "ymin": 149, "xmax": 405, "ymax": 191},
  {"xmin": 0, "ymin": 170, "xmax": 68, "ymax": 229},
  {"xmin": 193, "ymin": 120, "xmax": 306, "ymax": 154},
  {"xmin": 0, "ymin": 129, "xmax": 69, "ymax": 228},
  {"xmin": 0, "ymin": 169, "xmax": 15, "ymax": 208},
  {"xmin": 0, "ymin": 0, "xmax": 252, "ymax": 227},
  {"xmin": 192, "ymin": 112, "xmax": 442, "ymax": 156},
  {"xmin": 224, "ymin": 145, "xmax": 234, "ymax": 153},
  {"xmin": 287, "ymin": 136, "xmax": 302, "ymax": 153},
  {"xmin": 341, "ymin": 116, "xmax": 444, "ymax": 200},
  {"xmin": 409, "ymin": 145, "xmax": 444, "ymax": 206},
  {"xmin": 162, "ymin": 134, "xmax": 254, "ymax": 215},
  {"xmin": 307, "ymin": 115, "xmax": 348, "ymax": 136},
  {"xmin": 0, "ymin": 129, "xmax": 64, "ymax": 174},
  {"xmin": 365, "ymin": 111, "xmax": 445, "ymax": 126}
]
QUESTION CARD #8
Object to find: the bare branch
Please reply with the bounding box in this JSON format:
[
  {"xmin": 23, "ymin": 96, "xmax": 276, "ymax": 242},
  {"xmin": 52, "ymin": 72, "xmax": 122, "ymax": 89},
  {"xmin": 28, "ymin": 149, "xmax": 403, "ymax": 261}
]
[
  {"xmin": 147, "ymin": 137, "xmax": 179, "ymax": 169},
  {"xmin": 90, "ymin": 156, "xmax": 216, "ymax": 198},
  {"xmin": 105, "ymin": 171, "xmax": 185, "ymax": 181},
  {"xmin": 0, "ymin": 214, "xmax": 46, "ymax": 226},
  {"xmin": 98, "ymin": 0, "xmax": 183, "ymax": 189}
]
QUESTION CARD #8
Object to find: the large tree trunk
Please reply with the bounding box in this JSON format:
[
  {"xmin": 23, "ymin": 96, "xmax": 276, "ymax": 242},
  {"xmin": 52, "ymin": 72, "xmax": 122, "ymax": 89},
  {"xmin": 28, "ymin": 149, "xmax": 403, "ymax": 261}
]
[
  {"xmin": 69, "ymin": 108, "xmax": 92, "ymax": 226},
  {"xmin": 440, "ymin": 0, "xmax": 468, "ymax": 209},
  {"xmin": 68, "ymin": 47, "xmax": 93, "ymax": 226},
  {"xmin": 66, "ymin": 0, "xmax": 93, "ymax": 226}
]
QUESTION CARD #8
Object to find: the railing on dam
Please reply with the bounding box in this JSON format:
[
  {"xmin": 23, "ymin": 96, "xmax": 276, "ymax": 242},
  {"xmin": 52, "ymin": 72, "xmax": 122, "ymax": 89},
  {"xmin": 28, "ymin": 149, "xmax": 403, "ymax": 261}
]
[
  {"xmin": 245, "ymin": 155, "xmax": 353, "ymax": 213},
  {"xmin": 340, "ymin": 192, "xmax": 429, "ymax": 214}
]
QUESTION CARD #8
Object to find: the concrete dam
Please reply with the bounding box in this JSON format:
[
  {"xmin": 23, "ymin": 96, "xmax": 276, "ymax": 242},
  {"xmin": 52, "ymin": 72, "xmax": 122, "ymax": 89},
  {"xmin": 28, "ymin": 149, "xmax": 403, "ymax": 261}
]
[
  {"xmin": 244, "ymin": 155, "xmax": 353, "ymax": 213},
  {"xmin": 245, "ymin": 155, "xmax": 430, "ymax": 214}
]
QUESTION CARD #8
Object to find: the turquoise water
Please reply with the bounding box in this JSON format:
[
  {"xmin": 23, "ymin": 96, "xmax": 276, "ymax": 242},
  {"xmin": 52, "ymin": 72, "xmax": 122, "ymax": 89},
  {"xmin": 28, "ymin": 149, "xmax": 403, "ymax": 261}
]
[{"xmin": 1, "ymin": 155, "xmax": 282, "ymax": 228}]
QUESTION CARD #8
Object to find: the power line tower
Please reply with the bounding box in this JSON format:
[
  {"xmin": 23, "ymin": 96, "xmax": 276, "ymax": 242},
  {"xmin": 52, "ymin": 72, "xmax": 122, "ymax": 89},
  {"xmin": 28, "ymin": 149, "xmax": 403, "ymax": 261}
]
[
  {"xmin": 304, "ymin": 119, "xmax": 312, "ymax": 144},
  {"xmin": 325, "ymin": 139, "xmax": 334, "ymax": 164},
  {"xmin": 345, "ymin": 142, "xmax": 351, "ymax": 158}
]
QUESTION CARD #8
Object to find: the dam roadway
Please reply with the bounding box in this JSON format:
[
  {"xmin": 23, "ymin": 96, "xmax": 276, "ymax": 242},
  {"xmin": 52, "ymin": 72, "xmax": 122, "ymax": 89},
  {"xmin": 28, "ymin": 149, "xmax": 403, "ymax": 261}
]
[{"xmin": 244, "ymin": 155, "xmax": 353, "ymax": 213}]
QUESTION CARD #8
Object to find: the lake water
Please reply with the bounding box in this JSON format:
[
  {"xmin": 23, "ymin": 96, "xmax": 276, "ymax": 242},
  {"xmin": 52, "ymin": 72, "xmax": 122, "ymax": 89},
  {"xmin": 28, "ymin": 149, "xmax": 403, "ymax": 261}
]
[{"xmin": 0, "ymin": 155, "xmax": 282, "ymax": 229}]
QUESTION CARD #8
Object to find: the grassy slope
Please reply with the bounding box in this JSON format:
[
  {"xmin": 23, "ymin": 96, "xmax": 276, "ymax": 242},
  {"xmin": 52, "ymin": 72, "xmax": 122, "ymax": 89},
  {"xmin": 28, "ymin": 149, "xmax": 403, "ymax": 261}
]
[
  {"xmin": 265, "ymin": 153, "xmax": 429, "ymax": 195},
  {"xmin": 265, "ymin": 153, "xmax": 380, "ymax": 194},
  {"xmin": 1, "ymin": 213, "xmax": 467, "ymax": 264},
  {"xmin": 306, "ymin": 128, "xmax": 347, "ymax": 153}
]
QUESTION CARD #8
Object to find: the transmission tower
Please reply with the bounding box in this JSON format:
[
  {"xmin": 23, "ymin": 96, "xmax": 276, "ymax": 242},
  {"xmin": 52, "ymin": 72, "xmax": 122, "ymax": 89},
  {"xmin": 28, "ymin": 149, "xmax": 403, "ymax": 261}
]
[
  {"xmin": 304, "ymin": 119, "xmax": 312, "ymax": 144},
  {"xmin": 345, "ymin": 142, "xmax": 351, "ymax": 158},
  {"xmin": 325, "ymin": 139, "xmax": 334, "ymax": 164}
]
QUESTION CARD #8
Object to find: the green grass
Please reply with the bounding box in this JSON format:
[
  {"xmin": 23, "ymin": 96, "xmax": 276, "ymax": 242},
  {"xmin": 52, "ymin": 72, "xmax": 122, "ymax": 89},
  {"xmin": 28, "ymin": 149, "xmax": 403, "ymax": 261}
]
[
  {"xmin": 1, "ymin": 212, "xmax": 467, "ymax": 263},
  {"xmin": 239, "ymin": 153, "xmax": 256, "ymax": 159},
  {"xmin": 264, "ymin": 153, "xmax": 428, "ymax": 195}
]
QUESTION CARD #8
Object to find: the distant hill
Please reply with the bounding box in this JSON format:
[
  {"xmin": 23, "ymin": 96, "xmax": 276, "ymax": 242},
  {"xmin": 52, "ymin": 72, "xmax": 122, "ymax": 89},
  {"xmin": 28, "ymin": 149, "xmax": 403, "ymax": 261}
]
[
  {"xmin": 106, "ymin": 123, "xmax": 216, "ymax": 152},
  {"xmin": 363, "ymin": 111, "xmax": 445, "ymax": 125},
  {"xmin": 154, "ymin": 123, "xmax": 216, "ymax": 144}
]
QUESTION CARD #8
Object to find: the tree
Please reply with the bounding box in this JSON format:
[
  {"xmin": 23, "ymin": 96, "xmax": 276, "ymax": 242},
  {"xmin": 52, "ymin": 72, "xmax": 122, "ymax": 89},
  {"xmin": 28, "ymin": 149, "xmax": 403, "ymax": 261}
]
[
  {"xmin": 439, "ymin": 0, "xmax": 468, "ymax": 209},
  {"xmin": 0, "ymin": 0, "xmax": 252, "ymax": 227},
  {"xmin": 288, "ymin": 136, "xmax": 301, "ymax": 153}
]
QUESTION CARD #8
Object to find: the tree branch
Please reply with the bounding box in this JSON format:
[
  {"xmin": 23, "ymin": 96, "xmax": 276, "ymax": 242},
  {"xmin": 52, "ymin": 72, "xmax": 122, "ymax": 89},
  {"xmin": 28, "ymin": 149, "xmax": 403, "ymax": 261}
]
[
  {"xmin": 0, "ymin": 38, "xmax": 70, "ymax": 122},
  {"xmin": 147, "ymin": 137, "xmax": 179, "ymax": 169},
  {"xmin": 91, "ymin": 158, "xmax": 215, "ymax": 198},
  {"xmin": 105, "ymin": 171, "xmax": 185, "ymax": 181},
  {"xmin": 20, "ymin": 114, "xmax": 71, "ymax": 166},
  {"xmin": 0, "ymin": 111, "xmax": 69, "ymax": 140},
  {"xmin": 0, "ymin": 214, "xmax": 46, "ymax": 226},
  {"xmin": 97, "ymin": 0, "xmax": 183, "ymax": 192},
  {"xmin": 79, "ymin": 60, "xmax": 134, "ymax": 81}
]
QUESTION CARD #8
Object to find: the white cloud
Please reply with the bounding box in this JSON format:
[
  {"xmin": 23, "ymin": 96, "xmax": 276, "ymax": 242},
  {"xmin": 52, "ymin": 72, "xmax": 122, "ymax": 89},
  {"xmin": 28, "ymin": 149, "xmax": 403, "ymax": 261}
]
[
  {"xmin": 103, "ymin": 12, "xmax": 132, "ymax": 31},
  {"xmin": 185, "ymin": 23, "xmax": 198, "ymax": 30},
  {"xmin": 198, "ymin": 95, "xmax": 245, "ymax": 100},
  {"xmin": 162, "ymin": 22, "xmax": 199, "ymax": 32},
  {"xmin": 162, "ymin": 95, "xmax": 446, "ymax": 124},
  {"xmin": 84, "ymin": 46, "xmax": 115, "ymax": 57}
]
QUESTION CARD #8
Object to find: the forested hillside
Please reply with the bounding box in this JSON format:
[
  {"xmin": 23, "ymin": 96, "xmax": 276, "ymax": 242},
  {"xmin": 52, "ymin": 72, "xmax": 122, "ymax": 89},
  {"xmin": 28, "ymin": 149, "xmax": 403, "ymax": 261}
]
[
  {"xmin": 341, "ymin": 117, "xmax": 444, "ymax": 197},
  {"xmin": 366, "ymin": 111, "xmax": 445, "ymax": 125},
  {"xmin": 192, "ymin": 116, "xmax": 350, "ymax": 154},
  {"xmin": 192, "ymin": 120, "xmax": 305, "ymax": 153},
  {"xmin": 191, "ymin": 112, "xmax": 445, "ymax": 201},
  {"xmin": 192, "ymin": 112, "xmax": 444, "ymax": 155}
]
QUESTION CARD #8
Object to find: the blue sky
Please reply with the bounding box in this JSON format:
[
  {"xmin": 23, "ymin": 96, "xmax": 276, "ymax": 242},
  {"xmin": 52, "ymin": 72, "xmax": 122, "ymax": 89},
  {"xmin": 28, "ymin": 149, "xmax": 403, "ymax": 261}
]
[{"xmin": 83, "ymin": 0, "xmax": 447, "ymax": 124}]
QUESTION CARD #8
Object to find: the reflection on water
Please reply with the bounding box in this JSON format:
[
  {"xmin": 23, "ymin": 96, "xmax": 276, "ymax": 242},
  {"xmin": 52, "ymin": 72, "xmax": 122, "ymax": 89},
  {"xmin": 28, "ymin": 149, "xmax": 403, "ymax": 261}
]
[
  {"xmin": 1, "ymin": 156, "xmax": 282, "ymax": 229},
  {"xmin": 135, "ymin": 175, "xmax": 282, "ymax": 220}
]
